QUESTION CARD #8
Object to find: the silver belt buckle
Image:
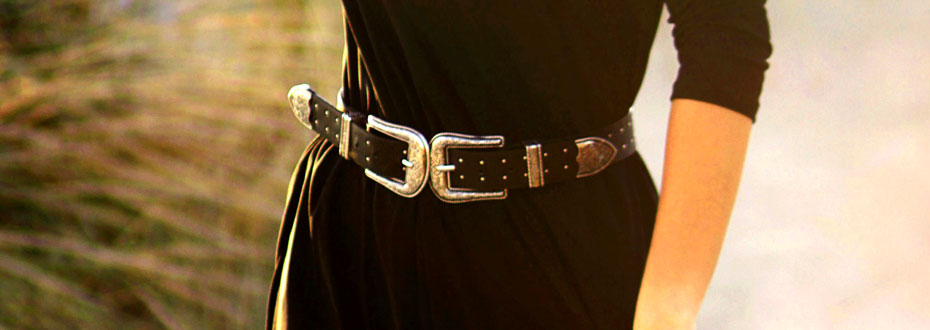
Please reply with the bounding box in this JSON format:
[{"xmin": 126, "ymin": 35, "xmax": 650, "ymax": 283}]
[
  {"xmin": 364, "ymin": 115, "xmax": 430, "ymax": 198},
  {"xmin": 429, "ymin": 133, "xmax": 507, "ymax": 203}
]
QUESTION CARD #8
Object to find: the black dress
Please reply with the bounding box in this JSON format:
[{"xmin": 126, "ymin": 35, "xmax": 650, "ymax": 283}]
[{"xmin": 267, "ymin": 0, "xmax": 771, "ymax": 329}]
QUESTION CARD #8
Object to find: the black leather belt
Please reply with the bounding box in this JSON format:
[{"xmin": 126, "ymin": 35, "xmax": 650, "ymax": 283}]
[{"xmin": 287, "ymin": 84, "xmax": 636, "ymax": 203}]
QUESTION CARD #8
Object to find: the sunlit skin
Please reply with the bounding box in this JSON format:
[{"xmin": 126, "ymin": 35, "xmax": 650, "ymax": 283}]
[{"xmin": 633, "ymin": 99, "xmax": 754, "ymax": 330}]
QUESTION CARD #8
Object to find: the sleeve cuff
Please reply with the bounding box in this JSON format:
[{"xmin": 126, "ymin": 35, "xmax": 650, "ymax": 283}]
[{"xmin": 669, "ymin": 12, "xmax": 773, "ymax": 122}]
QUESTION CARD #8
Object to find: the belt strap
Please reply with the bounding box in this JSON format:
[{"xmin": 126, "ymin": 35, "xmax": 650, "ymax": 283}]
[{"xmin": 288, "ymin": 84, "xmax": 636, "ymax": 202}]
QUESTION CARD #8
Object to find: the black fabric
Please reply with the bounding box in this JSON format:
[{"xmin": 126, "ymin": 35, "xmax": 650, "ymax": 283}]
[{"xmin": 267, "ymin": 0, "xmax": 771, "ymax": 329}]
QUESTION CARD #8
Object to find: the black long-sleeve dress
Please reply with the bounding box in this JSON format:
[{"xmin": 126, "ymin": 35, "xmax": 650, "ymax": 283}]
[{"xmin": 267, "ymin": 0, "xmax": 771, "ymax": 329}]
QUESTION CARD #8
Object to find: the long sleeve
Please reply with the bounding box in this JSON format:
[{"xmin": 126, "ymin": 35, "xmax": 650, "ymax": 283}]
[{"xmin": 666, "ymin": 0, "xmax": 773, "ymax": 121}]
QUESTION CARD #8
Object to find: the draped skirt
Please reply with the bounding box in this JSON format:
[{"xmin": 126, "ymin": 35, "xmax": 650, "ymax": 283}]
[{"xmin": 266, "ymin": 134, "xmax": 659, "ymax": 329}]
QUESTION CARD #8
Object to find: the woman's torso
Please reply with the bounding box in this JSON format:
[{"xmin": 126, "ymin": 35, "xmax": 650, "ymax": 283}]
[
  {"xmin": 279, "ymin": 1, "xmax": 666, "ymax": 328},
  {"xmin": 340, "ymin": 0, "xmax": 665, "ymax": 139}
]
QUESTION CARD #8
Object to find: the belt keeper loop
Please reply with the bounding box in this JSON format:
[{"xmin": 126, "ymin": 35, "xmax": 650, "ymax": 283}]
[
  {"xmin": 338, "ymin": 112, "xmax": 352, "ymax": 159},
  {"xmin": 525, "ymin": 142, "xmax": 544, "ymax": 188}
]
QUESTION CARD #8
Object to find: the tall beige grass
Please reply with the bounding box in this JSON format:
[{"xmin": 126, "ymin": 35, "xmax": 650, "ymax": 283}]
[{"xmin": 0, "ymin": 0, "xmax": 342, "ymax": 328}]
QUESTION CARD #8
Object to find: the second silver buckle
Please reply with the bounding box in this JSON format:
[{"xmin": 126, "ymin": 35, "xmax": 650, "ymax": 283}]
[{"xmin": 429, "ymin": 133, "xmax": 508, "ymax": 203}]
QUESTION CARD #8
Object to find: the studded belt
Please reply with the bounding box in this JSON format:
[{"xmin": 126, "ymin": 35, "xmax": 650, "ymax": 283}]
[{"xmin": 287, "ymin": 84, "xmax": 637, "ymax": 203}]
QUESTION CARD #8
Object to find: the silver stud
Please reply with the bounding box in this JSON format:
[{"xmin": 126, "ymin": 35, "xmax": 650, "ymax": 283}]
[
  {"xmin": 313, "ymin": 103, "xmax": 318, "ymax": 109},
  {"xmin": 402, "ymin": 150, "xmax": 407, "ymax": 155},
  {"xmin": 314, "ymin": 119, "xmax": 320, "ymax": 125},
  {"xmin": 365, "ymin": 156, "xmax": 370, "ymax": 162},
  {"xmin": 325, "ymin": 127, "xmax": 329, "ymax": 132},
  {"xmin": 620, "ymin": 128, "xmax": 625, "ymax": 133},
  {"xmin": 544, "ymin": 169, "xmax": 549, "ymax": 173},
  {"xmin": 563, "ymin": 148, "xmax": 568, "ymax": 153},
  {"xmin": 522, "ymin": 156, "xmax": 527, "ymax": 160},
  {"xmin": 480, "ymin": 177, "xmax": 485, "ymax": 182},
  {"xmin": 479, "ymin": 160, "xmax": 485, "ymax": 165},
  {"xmin": 458, "ymin": 158, "xmax": 464, "ymax": 163},
  {"xmin": 335, "ymin": 134, "xmax": 339, "ymax": 139},
  {"xmin": 543, "ymin": 152, "xmax": 548, "ymax": 157},
  {"xmin": 501, "ymin": 159, "xmax": 507, "ymax": 164},
  {"xmin": 563, "ymin": 165, "xmax": 569, "ymax": 169},
  {"xmin": 325, "ymin": 110, "xmax": 329, "ymax": 116},
  {"xmin": 460, "ymin": 174, "xmax": 465, "ymax": 180},
  {"xmin": 622, "ymin": 144, "xmax": 627, "ymax": 149},
  {"xmin": 365, "ymin": 140, "xmax": 370, "ymax": 145},
  {"xmin": 608, "ymin": 133, "xmax": 613, "ymax": 138},
  {"xmin": 502, "ymin": 175, "xmax": 508, "ymax": 180},
  {"xmin": 523, "ymin": 173, "xmax": 528, "ymax": 177}
]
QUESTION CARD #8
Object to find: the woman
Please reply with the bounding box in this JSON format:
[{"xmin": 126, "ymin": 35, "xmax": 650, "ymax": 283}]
[{"xmin": 268, "ymin": 0, "xmax": 771, "ymax": 329}]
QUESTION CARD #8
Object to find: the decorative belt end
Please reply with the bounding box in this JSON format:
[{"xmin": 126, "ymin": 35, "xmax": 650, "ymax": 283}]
[
  {"xmin": 574, "ymin": 137, "xmax": 617, "ymax": 178},
  {"xmin": 287, "ymin": 84, "xmax": 313, "ymax": 130}
]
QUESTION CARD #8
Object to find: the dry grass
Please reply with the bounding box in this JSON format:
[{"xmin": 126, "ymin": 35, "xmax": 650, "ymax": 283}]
[{"xmin": 0, "ymin": 0, "xmax": 342, "ymax": 328}]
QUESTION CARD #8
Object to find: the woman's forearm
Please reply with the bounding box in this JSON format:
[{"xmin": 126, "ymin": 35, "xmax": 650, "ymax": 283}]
[{"xmin": 633, "ymin": 99, "xmax": 753, "ymax": 329}]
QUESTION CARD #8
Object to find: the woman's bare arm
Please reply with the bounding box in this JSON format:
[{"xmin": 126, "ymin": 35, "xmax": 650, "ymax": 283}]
[{"xmin": 633, "ymin": 98, "xmax": 753, "ymax": 329}]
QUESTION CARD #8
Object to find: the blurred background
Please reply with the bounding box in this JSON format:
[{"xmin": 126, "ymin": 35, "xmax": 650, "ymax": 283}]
[{"xmin": 0, "ymin": 0, "xmax": 926, "ymax": 329}]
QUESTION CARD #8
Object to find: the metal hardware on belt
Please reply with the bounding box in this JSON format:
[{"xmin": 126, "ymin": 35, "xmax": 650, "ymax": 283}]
[
  {"xmin": 287, "ymin": 84, "xmax": 633, "ymax": 203},
  {"xmin": 524, "ymin": 142, "xmax": 544, "ymax": 189},
  {"xmin": 364, "ymin": 115, "xmax": 430, "ymax": 198},
  {"xmin": 429, "ymin": 133, "xmax": 507, "ymax": 203}
]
